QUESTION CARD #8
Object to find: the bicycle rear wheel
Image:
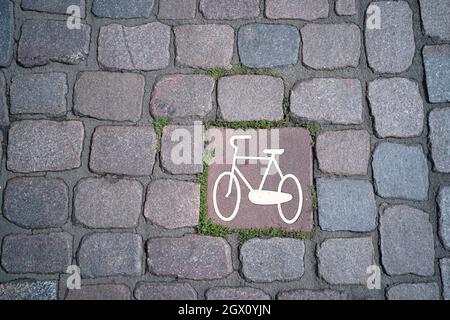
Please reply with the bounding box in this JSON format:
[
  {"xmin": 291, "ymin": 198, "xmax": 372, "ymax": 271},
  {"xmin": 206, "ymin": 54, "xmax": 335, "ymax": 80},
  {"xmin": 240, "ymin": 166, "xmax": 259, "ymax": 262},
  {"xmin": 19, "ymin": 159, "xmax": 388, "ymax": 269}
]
[{"xmin": 277, "ymin": 174, "xmax": 303, "ymax": 224}]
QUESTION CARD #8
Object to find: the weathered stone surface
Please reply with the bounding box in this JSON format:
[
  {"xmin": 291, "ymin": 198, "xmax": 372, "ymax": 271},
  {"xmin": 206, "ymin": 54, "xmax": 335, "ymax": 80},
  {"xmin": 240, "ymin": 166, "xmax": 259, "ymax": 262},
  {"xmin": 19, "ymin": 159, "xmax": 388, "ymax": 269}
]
[
  {"xmin": 74, "ymin": 72, "xmax": 144, "ymax": 122},
  {"xmin": 98, "ymin": 22, "xmax": 170, "ymax": 71},
  {"xmin": 0, "ymin": 281, "xmax": 57, "ymax": 300},
  {"xmin": 134, "ymin": 283, "xmax": 197, "ymax": 300},
  {"xmin": 10, "ymin": 73, "xmax": 67, "ymax": 115},
  {"xmin": 438, "ymin": 187, "xmax": 450, "ymax": 250},
  {"xmin": 93, "ymin": 0, "xmax": 154, "ymax": 18},
  {"xmin": 318, "ymin": 179, "xmax": 377, "ymax": 232},
  {"xmin": 158, "ymin": 0, "xmax": 196, "ymax": 19},
  {"xmin": 387, "ymin": 283, "xmax": 440, "ymax": 300},
  {"xmin": 368, "ymin": 78, "xmax": 424, "ymax": 138},
  {"xmin": 175, "ymin": 24, "xmax": 234, "ymax": 69},
  {"xmin": 90, "ymin": 126, "xmax": 156, "ymax": 176},
  {"xmin": 21, "ymin": 0, "xmax": 86, "ymax": 17},
  {"xmin": 291, "ymin": 78, "xmax": 363, "ymax": 124},
  {"xmin": 365, "ymin": 1, "xmax": 415, "ymax": 73},
  {"xmin": 318, "ymin": 237, "xmax": 374, "ymax": 285},
  {"xmin": 372, "ymin": 143, "xmax": 429, "ymax": 200},
  {"xmin": 423, "ymin": 45, "xmax": 450, "ymax": 103},
  {"xmin": 207, "ymin": 127, "xmax": 314, "ymax": 232},
  {"xmin": 266, "ymin": 0, "xmax": 329, "ymax": 20},
  {"xmin": 78, "ymin": 233, "xmax": 143, "ymax": 278},
  {"xmin": 150, "ymin": 75, "xmax": 214, "ymax": 119},
  {"xmin": 4, "ymin": 177, "xmax": 68, "ymax": 229},
  {"xmin": 147, "ymin": 235, "xmax": 232, "ymax": 280},
  {"xmin": 200, "ymin": 0, "xmax": 259, "ymax": 19},
  {"xmin": 66, "ymin": 284, "xmax": 131, "ymax": 300},
  {"xmin": 240, "ymin": 238, "xmax": 305, "ymax": 282},
  {"xmin": 380, "ymin": 205, "xmax": 435, "ymax": 276},
  {"xmin": 420, "ymin": 0, "xmax": 450, "ymax": 41},
  {"xmin": 441, "ymin": 259, "xmax": 450, "ymax": 300},
  {"xmin": 316, "ymin": 130, "xmax": 370, "ymax": 175},
  {"xmin": 335, "ymin": 0, "xmax": 357, "ymax": 16},
  {"xmin": 144, "ymin": 179, "xmax": 200, "ymax": 229},
  {"xmin": 1, "ymin": 233, "xmax": 72, "ymax": 274},
  {"xmin": 206, "ymin": 287, "xmax": 270, "ymax": 300},
  {"xmin": 218, "ymin": 75, "xmax": 284, "ymax": 121},
  {"xmin": 0, "ymin": 0, "xmax": 13, "ymax": 67},
  {"xmin": 278, "ymin": 290, "xmax": 347, "ymax": 300},
  {"xmin": 301, "ymin": 23, "xmax": 361, "ymax": 69},
  {"xmin": 0, "ymin": 72, "xmax": 10, "ymax": 128},
  {"xmin": 161, "ymin": 125, "xmax": 204, "ymax": 175},
  {"xmin": 18, "ymin": 20, "xmax": 90, "ymax": 67},
  {"xmin": 74, "ymin": 178, "xmax": 143, "ymax": 229},
  {"xmin": 7, "ymin": 120, "xmax": 84, "ymax": 173},
  {"xmin": 430, "ymin": 108, "xmax": 450, "ymax": 173},
  {"xmin": 238, "ymin": 24, "xmax": 300, "ymax": 68}
]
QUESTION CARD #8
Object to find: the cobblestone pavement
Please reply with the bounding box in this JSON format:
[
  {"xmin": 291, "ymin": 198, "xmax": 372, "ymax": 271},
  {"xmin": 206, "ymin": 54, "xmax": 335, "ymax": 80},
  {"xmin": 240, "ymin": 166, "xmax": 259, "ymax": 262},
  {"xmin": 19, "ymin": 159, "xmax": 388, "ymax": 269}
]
[{"xmin": 0, "ymin": 0, "xmax": 449, "ymax": 300}]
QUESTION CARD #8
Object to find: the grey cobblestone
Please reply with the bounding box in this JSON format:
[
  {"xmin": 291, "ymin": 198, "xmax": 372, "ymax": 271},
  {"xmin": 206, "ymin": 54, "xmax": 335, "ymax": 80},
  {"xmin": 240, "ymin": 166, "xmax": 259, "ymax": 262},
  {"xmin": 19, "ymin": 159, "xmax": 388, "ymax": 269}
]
[
  {"xmin": 387, "ymin": 283, "xmax": 440, "ymax": 300},
  {"xmin": 218, "ymin": 75, "xmax": 284, "ymax": 121},
  {"xmin": 4, "ymin": 177, "xmax": 69, "ymax": 229},
  {"xmin": 150, "ymin": 75, "xmax": 214, "ymax": 119},
  {"xmin": 18, "ymin": 20, "xmax": 90, "ymax": 67},
  {"xmin": 159, "ymin": 0, "xmax": 196, "ymax": 19},
  {"xmin": 66, "ymin": 284, "xmax": 131, "ymax": 300},
  {"xmin": 98, "ymin": 22, "xmax": 171, "ymax": 71},
  {"xmin": 423, "ymin": 45, "xmax": 450, "ymax": 103},
  {"xmin": 7, "ymin": 120, "xmax": 84, "ymax": 173},
  {"xmin": 175, "ymin": 24, "xmax": 234, "ymax": 69},
  {"xmin": 238, "ymin": 24, "xmax": 300, "ymax": 68},
  {"xmin": 1, "ymin": 233, "xmax": 72, "ymax": 274},
  {"xmin": 10, "ymin": 73, "xmax": 67, "ymax": 116},
  {"xmin": 365, "ymin": 1, "xmax": 415, "ymax": 73},
  {"xmin": 74, "ymin": 72, "xmax": 144, "ymax": 122},
  {"xmin": 74, "ymin": 178, "xmax": 143, "ymax": 229},
  {"xmin": 206, "ymin": 287, "xmax": 270, "ymax": 300},
  {"xmin": 21, "ymin": 0, "xmax": 86, "ymax": 17},
  {"xmin": 438, "ymin": 187, "xmax": 450, "ymax": 249},
  {"xmin": 134, "ymin": 283, "xmax": 197, "ymax": 300},
  {"xmin": 200, "ymin": 0, "xmax": 259, "ymax": 20},
  {"xmin": 317, "ymin": 179, "xmax": 377, "ymax": 232},
  {"xmin": 372, "ymin": 143, "xmax": 429, "ymax": 200},
  {"xmin": 144, "ymin": 179, "xmax": 200, "ymax": 229},
  {"xmin": 0, "ymin": 0, "xmax": 13, "ymax": 67},
  {"xmin": 429, "ymin": 108, "xmax": 450, "ymax": 173},
  {"xmin": 301, "ymin": 24, "xmax": 361, "ymax": 70},
  {"xmin": 0, "ymin": 72, "xmax": 9, "ymax": 127},
  {"xmin": 420, "ymin": 0, "xmax": 450, "ymax": 41},
  {"xmin": 368, "ymin": 78, "xmax": 424, "ymax": 138},
  {"xmin": 90, "ymin": 126, "xmax": 156, "ymax": 176},
  {"xmin": 291, "ymin": 78, "xmax": 363, "ymax": 124},
  {"xmin": 0, "ymin": 281, "xmax": 57, "ymax": 300},
  {"xmin": 318, "ymin": 237, "xmax": 374, "ymax": 285},
  {"xmin": 278, "ymin": 290, "xmax": 347, "ymax": 300},
  {"xmin": 147, "ymin": 235, "xmax": 232, "ymax": 280},
  {"xmin": 335, "ymin": 0, "xmax": 357, "ymax": 16},
  {"xmin": 441, "ymin": 259, "xmax": 450, "ymax": 300},
  {"xmin": 265, "ymin": 0, "xmax": 329, "ymax": 20},
  {"xmin": 240, "ymin": 238, "xmax": 305, "ymax": 282},
  {"xmin": 93, "ymin": 0, "xmax": 154, "ymax": 18},
  {"xmin": 78, "ymin": 233, "xmax": 143, "ymax": 278},
  {"xmin": 380, "ymin": 205, "xmax": 435, "ymax": 276}
]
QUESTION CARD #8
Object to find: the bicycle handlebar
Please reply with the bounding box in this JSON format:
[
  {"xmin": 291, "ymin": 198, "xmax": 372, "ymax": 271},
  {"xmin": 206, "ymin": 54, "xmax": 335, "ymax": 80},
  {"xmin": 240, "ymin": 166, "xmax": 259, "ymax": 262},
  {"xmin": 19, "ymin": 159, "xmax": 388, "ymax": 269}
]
[{"xmin": 230, "ymin": 135, "xmax": 252, "ymax": 148}]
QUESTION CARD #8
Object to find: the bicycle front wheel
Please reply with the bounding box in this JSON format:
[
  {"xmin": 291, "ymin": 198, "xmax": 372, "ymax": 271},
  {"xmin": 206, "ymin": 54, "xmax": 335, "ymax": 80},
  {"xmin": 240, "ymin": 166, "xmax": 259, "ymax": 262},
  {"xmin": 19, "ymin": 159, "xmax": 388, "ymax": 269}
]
[
  {"xmin": 277, "ymin": 174, "xmax": 303, "ymax": 224},
  {"xmin": 213, "ymin": 172, "xmax": 241, "ymax": 222}
]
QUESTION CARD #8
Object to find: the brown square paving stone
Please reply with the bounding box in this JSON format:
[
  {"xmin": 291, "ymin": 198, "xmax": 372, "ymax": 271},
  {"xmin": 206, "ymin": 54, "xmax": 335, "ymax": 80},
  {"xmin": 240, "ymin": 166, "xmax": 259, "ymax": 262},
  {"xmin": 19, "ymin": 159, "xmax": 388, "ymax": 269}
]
[{"xmin": 206, "ymin": 127, "xmax": 314, "ymax": 232}]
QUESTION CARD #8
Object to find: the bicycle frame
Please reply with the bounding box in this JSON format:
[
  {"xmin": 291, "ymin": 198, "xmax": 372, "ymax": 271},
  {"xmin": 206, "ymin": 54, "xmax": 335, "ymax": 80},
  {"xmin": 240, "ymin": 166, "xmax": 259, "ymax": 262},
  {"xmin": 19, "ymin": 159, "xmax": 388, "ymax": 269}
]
[{"xmin": 226, "ymin": 151, "xmax": 284, "ymax": 198}]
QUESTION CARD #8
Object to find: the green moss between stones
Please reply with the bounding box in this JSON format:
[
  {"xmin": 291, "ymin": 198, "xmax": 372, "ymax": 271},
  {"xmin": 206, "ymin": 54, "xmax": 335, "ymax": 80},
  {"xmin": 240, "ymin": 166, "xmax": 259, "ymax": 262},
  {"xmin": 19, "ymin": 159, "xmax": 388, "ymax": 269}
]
[
  {"xmin": 207, "ymin": 66, "xmax": 282, "ymax": 80},
  {"xmin": 154, "ymin": 117, "xmax": 170, "ymax": 152}
]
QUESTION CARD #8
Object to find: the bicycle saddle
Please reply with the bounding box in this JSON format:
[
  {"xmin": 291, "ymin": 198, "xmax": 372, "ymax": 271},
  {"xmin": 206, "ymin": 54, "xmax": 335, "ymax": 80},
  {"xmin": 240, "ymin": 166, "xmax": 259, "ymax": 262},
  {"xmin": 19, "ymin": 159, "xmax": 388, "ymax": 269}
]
[{"xmin": 263, "ymin": 149, "xmax": 285, "ymax": 155}]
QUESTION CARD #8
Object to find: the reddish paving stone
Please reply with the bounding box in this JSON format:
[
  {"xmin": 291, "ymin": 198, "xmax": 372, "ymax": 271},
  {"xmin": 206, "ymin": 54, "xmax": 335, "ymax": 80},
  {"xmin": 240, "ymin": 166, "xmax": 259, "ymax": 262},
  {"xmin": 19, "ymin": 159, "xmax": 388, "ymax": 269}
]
[
  {"xmin": 66, "ymin": 284, "xmax": 131, "ymax": 300},
  {"xmin": 147, "ymin": 235, "xmax": 233, "ymax": 280},
  {"xmin": 316, "ymin": 130, "xmax": 370, "ymax": 175},
  {"xmin": 266, "ymin": 0, "xmax": 329, "ymax": 20},
  {"xmin": 161, "ymin": 125, "xmax": 204, "ymax": 174},
  {"xmin": 1, "ymin": 233, "xmax": 72, "ymax": 274},
  {"xmin": 144, "ymin": 179, "xmax": 200, "ymax": 229},
  {"xmin": 278, "ymin": 290, "xmax": 347, "ymax": 300},
  {"xmin": 206, "ymin": 127, "xmax": 313, "ymax": 232},
  {"xmin": 174, "ymin": 24, "xmax": 234, "ymax": 69},
  {"xmin": 150, "ymin": 75, "xmax": 214, "ymax": 119},
  {"xmin": 134, "ymin": 283, "xmax": 197, "ymax": 300},
  {"xmin": 90, "ymin": 126, "xmax": 156, "ymax": 176},
  {"xmin": 158, "ymin": 0, "xmax": 196, "ymax": 19},
  {"xmin": 200, "ymin": 0, "xmax": 260, "ymax": 19},
  {"xmin": 206, "ymin": 287, "xmax": 270, "ymax": 300},
  {"xmin": 74, "ymin": 72, "xmax": 144, "ymax": 122}
]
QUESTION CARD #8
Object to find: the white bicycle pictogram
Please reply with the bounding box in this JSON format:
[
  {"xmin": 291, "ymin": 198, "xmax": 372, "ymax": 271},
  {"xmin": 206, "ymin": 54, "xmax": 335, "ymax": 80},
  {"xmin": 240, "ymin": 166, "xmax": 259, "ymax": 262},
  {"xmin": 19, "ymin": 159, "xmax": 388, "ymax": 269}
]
[{"xmin": 213, "ymin": 135, "xmax": 303, "ymax": 225}]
